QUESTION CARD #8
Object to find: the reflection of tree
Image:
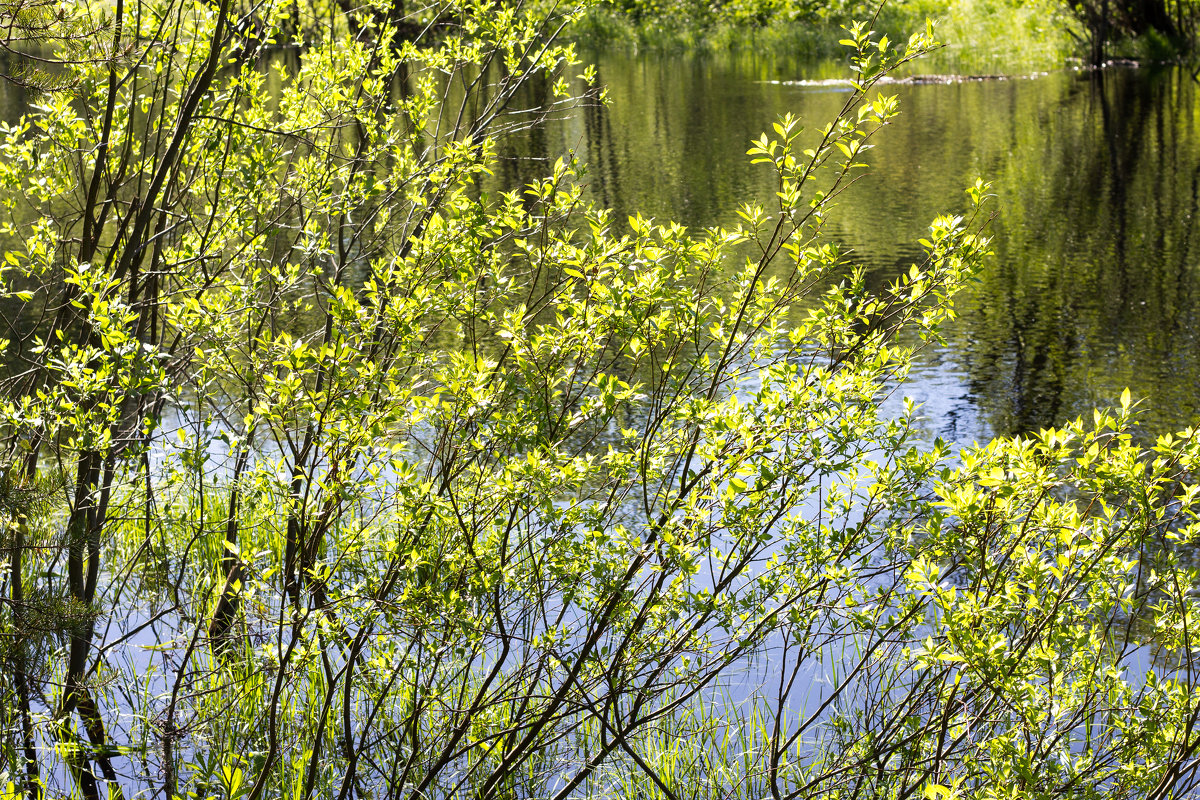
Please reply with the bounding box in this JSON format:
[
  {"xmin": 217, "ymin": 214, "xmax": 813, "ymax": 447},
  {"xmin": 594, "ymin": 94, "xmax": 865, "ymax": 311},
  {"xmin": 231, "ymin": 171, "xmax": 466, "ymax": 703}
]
[
  {"xmin": 492, "ymin": 72, "xmax": 553, "ymax": 206},
  {"xmin": 581, "ymin": 64, "xmax": 621, "ymax": 212},
  {"xmin": 1066, "ymin": 0, "xmax": 1179, "ymax": 65},
  {"xmin": 489, "ymin": 54, "xmax": 843, "ymax": 230},
  {"xmin": 0, "ymin": 51, "xmax": 34, "ymax": 124},
  {"xmin": 957, "ymin": 68, "xmax": 1200, "ymax": 437},
  {"xmin": 492, "ymin": 60, "xmax": 1200, "ymax": 442}
]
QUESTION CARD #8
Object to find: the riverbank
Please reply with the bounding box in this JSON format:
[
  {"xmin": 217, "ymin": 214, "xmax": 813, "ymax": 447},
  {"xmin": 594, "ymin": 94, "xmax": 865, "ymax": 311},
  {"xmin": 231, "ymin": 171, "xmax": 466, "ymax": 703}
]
[{"xmin": 568, "ymin": 0, "xmax": 1171, "ymax": 73}]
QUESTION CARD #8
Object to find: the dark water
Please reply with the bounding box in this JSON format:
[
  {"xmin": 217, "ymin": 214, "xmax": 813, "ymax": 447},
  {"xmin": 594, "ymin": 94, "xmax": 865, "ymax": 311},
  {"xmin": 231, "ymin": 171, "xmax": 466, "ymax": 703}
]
[{"xmin": 491, "ymin": 55, "xmax": 1200, "ymax": 448}]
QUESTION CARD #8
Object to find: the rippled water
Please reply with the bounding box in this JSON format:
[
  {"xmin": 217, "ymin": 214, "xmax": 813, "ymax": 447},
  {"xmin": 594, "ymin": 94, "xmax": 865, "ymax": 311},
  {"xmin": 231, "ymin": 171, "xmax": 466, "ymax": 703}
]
[{"xmin": 490, "ymin": 54, "xmax": 1200, "ymax": 447}]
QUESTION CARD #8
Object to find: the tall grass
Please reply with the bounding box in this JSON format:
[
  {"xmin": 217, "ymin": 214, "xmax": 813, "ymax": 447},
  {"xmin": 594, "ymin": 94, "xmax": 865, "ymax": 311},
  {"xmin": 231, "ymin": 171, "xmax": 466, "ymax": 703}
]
[{"xmin": 885, "ymin": 0, "xmax": 1077, "ymax": 71}]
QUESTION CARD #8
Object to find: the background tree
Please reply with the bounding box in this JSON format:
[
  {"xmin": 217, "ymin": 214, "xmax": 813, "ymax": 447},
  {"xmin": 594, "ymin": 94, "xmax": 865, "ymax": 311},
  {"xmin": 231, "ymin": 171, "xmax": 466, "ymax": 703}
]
[{"xmin": 1066, "ymin": 0, "xmax": 1190, "ymax": 63}]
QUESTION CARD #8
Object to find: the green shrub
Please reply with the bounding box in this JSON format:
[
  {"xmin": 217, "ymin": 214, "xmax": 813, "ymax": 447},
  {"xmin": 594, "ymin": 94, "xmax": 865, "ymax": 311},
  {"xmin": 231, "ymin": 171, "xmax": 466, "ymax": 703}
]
[{"xmin": 0, "ymin": 2, "xmax": 1198, "ymax": 798}]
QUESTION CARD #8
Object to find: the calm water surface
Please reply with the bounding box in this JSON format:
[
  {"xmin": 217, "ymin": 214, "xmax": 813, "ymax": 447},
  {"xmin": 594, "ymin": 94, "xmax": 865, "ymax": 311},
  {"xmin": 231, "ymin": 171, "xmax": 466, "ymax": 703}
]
[{"xmin": 492, "ymin": 55, "xmax": 1200, "ymax": 448}]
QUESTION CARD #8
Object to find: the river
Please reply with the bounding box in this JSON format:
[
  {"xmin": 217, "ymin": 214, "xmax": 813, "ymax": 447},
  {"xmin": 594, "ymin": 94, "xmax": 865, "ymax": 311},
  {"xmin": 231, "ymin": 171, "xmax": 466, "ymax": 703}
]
[{"xmin": 489, "ymin": 53, "xmax": 1200, "ymax": 448}]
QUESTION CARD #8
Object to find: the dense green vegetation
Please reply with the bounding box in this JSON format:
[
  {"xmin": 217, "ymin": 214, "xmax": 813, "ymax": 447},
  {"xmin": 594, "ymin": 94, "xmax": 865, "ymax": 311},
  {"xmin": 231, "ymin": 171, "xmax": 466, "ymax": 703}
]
[
  {"xmin": 1, "ymin": 0, "xmax": 1200, "ymax": 797},
  {"xmin": 575, "ymin": 0, "xmax": 1197, "ymax": 68},
  {"xmin": 574, "ymin": 0, "xmax": 1068, "ymax": 68}
]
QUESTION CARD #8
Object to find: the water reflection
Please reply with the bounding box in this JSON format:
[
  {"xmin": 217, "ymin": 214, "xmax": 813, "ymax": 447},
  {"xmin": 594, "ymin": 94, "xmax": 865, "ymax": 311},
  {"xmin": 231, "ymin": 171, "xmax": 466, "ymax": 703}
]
[
  {"xmin": 490, "ymin": 56, "xmax": 1200, "ymax": 445},
  {"xmin": 945, "ymin": 67, "xmax": 1200, "ymax": 438}
]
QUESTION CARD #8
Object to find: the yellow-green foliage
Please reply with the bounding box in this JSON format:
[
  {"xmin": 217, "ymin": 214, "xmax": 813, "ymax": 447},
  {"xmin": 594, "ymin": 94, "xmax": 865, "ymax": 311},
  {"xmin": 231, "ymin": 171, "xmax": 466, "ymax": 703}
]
[
  {"xmin": 576, "ymin": 0, "xmax": 1076, "ymax": 69},
  {"xmin": 0, "ymin": 0, "xmax": 1199, "ymax": 797},
  {"xmin": 886, "ymin": 0, "xmax": 1076, "ymax": 70}
]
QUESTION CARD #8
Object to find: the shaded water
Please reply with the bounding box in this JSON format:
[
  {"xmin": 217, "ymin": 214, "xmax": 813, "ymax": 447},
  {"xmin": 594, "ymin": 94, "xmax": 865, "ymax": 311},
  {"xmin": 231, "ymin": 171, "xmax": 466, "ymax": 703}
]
[{"xmin": 491, "ymin": 55, "xmax": 1200, "ymax": 447}]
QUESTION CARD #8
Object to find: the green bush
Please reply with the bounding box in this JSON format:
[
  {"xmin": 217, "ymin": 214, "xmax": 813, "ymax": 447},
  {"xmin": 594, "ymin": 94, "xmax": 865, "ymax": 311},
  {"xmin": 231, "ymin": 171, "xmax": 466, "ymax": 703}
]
[
  {"xmin": 573, "ymin": 0, "xmax": 1075, "ymax": 68},
  {"xmin": 0, "ymin": 2, "xmax": 1197, "ymax": 798}
]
